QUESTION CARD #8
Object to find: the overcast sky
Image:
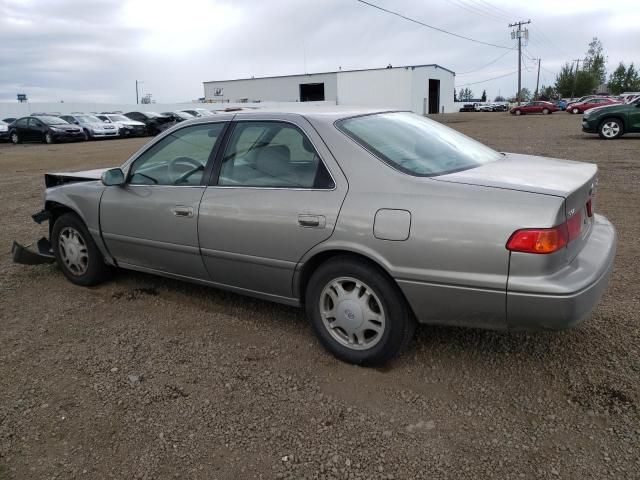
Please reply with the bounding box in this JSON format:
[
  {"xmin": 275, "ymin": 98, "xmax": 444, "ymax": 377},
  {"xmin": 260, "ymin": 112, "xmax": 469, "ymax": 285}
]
[{"xmin": 1, "ymin": 0, "xmax": 639, "ymax": 103}]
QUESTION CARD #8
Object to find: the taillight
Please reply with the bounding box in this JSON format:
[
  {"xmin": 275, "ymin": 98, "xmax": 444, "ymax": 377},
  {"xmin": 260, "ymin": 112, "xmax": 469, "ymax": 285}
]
[
  {"xmin": 507, "ymin": 210, "xmax": 583, "ymax": 254},
  {"xmin": 506, "ymin": 226, "xmax": 568, "ymax": 254}
]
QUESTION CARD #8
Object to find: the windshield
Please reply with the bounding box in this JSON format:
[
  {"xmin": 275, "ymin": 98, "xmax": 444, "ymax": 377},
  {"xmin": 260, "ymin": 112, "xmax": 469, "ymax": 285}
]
[
  {"xmin": 39, "ymin": 116, "xmax": 69, "ymax": 125},
  {"xmin": 337, "ymin": 112, "xmax": 502, "ymax": 177},
  {"xmin": 108, "ymin": 115, "xmax": 131, "ymax": 122}
]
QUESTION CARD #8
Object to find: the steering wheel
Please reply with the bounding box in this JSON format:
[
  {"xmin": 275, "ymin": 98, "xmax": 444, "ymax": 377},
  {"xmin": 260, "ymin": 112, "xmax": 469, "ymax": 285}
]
[{"xmin": 167, "ymin": 156, "xmax": 203, "ymax": 184}]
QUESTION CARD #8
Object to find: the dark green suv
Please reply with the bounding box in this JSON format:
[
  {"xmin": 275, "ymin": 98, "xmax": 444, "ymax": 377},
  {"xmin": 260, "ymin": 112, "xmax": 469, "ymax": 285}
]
[{"xmin": 582, "ymin": 98, "xmax": 640, "ymax": 139}]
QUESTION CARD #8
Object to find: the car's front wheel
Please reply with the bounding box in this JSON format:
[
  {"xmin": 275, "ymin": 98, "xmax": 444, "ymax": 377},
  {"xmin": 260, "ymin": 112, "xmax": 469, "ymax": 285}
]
[
  {"xmin": 45, "ymin": 132, "xmax": 54, "ymax": 144},
  {"xmin": 10, "ymin": 132, "xmax": 20, "ymax": 144},
  {"xmin": 598, "ymin": 118, "xmax": 624, "ymax": 140},
  {"xmin": 83, "ymin": 129, "xmax": 91, "ymax": 141},
  {"xmin": 572, "ymin": 107, "xmax": 580, "ymax": 114},
  {"xmin": 542, "ymin": 108, "xmax": 550, "ymax": 114},
  {"xmin": 51, "ymin": 212, "xmax": 111, "ymax": 286},
  {"xmin": 305, "ymin": 256, "xmax": 415, "ymax": 366}
]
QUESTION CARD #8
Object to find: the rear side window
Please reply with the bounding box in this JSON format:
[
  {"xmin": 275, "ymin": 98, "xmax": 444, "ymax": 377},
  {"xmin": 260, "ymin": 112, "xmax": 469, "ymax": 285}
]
[
  {"xmin": 337, "ymin": 112, "xmax": 502, "ymax": 177},
  {"xmin": 16, "ymin": 118, "xmax": 28, "ymax": 128},
  {"xmin": 217, "ymin": 121, "xmax": 334, "ymax": 189}
]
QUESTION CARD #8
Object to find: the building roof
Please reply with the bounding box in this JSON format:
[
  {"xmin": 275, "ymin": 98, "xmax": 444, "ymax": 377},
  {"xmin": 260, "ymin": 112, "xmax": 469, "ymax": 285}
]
[{"xmin": 203, "ymin": 64, "xmax": 455, "ymax": 85}]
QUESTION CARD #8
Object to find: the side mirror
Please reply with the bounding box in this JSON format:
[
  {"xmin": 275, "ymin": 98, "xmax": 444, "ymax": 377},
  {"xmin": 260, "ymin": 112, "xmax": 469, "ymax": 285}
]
[{"xmin": 101, "ymin": 168, "xmax": 125, "ymax": 186}]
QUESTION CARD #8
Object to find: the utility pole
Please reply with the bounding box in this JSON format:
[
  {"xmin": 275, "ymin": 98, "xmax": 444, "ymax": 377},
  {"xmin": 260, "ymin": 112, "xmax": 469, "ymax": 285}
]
[
  {"xmin": 509, "ymin": 19, "xmax": 531, "ymax": 105},
  {"xmin": 136, "ymin": 80, "xmax": 139, "ymax": 104},
  {"xmin": 570, "ymin": 59, "xmax": 581, "ymax": 100},
  {"xmin": 535, "ymin": 59, "xmax": 541, "ymax": 100}
]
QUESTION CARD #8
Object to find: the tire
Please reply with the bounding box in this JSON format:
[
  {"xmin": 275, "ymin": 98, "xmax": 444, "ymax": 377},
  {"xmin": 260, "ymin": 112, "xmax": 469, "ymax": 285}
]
[
  {"xmin": 305, "ymin": 256, "xmax": 415, "ymax": 366},
  {"xmin": 572, "ymin": 107, "xmax": 580, "ymax": 114},
  {"xmin": 515, "ymin": 110, "xmax": 522, "ymax": 115},
  {"xmin": 10, "ymin": 132, "xmax": 20, "ymax": 144},
  {"xmin": 51, "ymin": 212, "xmax": 111, "ymax": 286},
  {"xmin": 542, "ymin": 108, "xmax": 550, "ymax": 115},
  {"xmin": 598, "ymin": 118, "xmax": 624, "ymax": 140},
  {"xmin": 83, "ymin": 129, "xmax": 90, "ymax": 141},
  {"xmin": 45, "ymin": 132, "xmax": 54, "ymax": 144}
]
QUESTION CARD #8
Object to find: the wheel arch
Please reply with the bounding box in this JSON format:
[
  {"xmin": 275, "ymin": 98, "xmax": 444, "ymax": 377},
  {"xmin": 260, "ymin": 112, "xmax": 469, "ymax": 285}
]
[
  {"xmin": 294, "ymin": 248, "xmax": 415, "ymax": 316},
  {"xmin": 598, "ymin": 115, "xmax": 626, "ymax": 131}
]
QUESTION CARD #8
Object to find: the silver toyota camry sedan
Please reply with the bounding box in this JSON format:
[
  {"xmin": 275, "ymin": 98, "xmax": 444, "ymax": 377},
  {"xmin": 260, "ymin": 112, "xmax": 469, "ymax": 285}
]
[{"xmin": 13, "ymin": 109, "xmax": 616, "ymax": 365}]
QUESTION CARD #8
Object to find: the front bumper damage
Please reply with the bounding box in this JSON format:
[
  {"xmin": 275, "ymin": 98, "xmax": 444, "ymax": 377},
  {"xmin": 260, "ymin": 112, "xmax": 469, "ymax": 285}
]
[{"xmin": 12, "ymin": 209, "xmax": 55, "ymax": 265}]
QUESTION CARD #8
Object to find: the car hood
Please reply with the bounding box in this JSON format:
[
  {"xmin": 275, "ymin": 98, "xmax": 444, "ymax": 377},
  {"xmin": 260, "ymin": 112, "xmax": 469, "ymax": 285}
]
[
  {"xmin": 584, "ymin": 104, "xmax": 626, "ymax": 115},
  {"xmin": 434, "ymin": 153, "xmax": 597, "ymax": 198},
  {"xmin": 45, "ymin": 168, "xmax": 110, "ymax": 188}
]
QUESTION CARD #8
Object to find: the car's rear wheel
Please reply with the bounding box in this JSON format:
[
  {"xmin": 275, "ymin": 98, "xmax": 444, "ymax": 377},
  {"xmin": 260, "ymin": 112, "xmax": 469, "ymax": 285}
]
[
  {"xmin": 45, "ymin": 132, "xmax": 54, "ymax": 144},
  {"xmin": 51, "ymin": 212, "xmax": 111, "ymax": 286},
  {"xmin": 572, "ymin": 107, "xmax": 580, "ymax": 114},
  {"xmin": 542, "ymin": 108, "xmax": 550, "ymax": 115},
  {"xmin": 10, "ymin": 132, "xmax": 20, "ymax": 144},
  {"xmin": 305, "ymin": 256, "xmax": 415, "ymax": 366},
  {"xmin": 598, "ymin": 118, "xmax": 623, "ymax": 140}
]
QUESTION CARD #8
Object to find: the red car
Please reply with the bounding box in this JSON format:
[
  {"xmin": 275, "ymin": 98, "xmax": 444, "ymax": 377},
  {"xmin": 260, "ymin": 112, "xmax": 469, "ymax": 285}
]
[
  {"xmin": 510, "ymin": 101, "xmax": 559, "ymax": 115},
  {"xmin": 566, "ymin": 97, "xmax": 621, "ymax": 114}
]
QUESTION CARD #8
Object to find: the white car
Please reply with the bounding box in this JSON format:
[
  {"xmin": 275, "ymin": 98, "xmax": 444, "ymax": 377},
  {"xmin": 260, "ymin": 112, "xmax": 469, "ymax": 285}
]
[
  {"xmin": 180, "ymin": 108, "xmax": 216, "ymax": 117},
  {"xmin": 59, "ymin": 114, "xmax": 119, "ymax": 139},
  {"xmin": 0, "ymin": 120, "xmax": 9, "ymax": 141},
  {"xmin": 96, "ymin": 114, "xmax": 147, "ymax": 137}
]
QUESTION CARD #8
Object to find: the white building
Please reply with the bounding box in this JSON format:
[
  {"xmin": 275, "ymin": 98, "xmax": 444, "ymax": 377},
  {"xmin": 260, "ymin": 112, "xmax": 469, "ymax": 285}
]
[{"xmin": 203, "ymin": 64, "xmax": 456, "ymax": 115}]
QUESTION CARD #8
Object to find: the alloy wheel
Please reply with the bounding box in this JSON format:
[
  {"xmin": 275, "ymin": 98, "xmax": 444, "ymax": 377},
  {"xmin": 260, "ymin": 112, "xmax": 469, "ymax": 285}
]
[
  {"xmin": 10, "ymin": 133, "xmax": 19, "ymax": 144},
  {"xmin": 58, "ymin": 226, "xmax": 89, "ymax": 276},
  {"xmin": 45, "ymin": 133, "xmax": 53, "ymax": 144},
  {"xmin": 601, "ymin": 121, "xmax": 621, "ymax": 139},
  {"xmin": 572, "ymin": 108, "xmax": 579, "ymax": 114},
  {"xmin": 319, "ymin": 277, "xmax": 386, "ymax": 351}
]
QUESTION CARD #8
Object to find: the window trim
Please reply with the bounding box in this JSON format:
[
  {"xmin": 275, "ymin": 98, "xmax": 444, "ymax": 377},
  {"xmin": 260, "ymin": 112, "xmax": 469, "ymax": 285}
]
[
  {"xmin": 125, "ymin": 121, "xmax": 230, "ymax": 187},
  {"xmin": 209, "ymin": 119, "xmax": 337, "ymax": 191}
]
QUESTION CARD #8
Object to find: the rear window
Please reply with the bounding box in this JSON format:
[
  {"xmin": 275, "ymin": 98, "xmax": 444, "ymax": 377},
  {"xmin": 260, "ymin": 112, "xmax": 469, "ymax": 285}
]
[{"xmin": 337, "ymin": 112, "xmax": 502, "ymax": 177}]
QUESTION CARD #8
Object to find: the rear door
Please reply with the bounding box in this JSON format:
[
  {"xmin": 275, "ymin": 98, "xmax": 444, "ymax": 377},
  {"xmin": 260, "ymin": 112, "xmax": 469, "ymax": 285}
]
[
  {"xmin": 100, "ymin": 121, "xmax": 228, "ymax": 278},
  {"xmin": 198, "ymin": 114, "xmax": 348, "ymax": 301},
  {"xmin": 27, "ymin": 118, "xmax": 44, "ymax": 141}
]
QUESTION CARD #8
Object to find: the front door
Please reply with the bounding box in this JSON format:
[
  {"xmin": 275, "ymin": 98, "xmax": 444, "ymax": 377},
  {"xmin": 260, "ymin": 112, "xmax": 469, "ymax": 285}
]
[
  {"xmin": 100, "ymin": 121, "xmax": 227, "ymax": 278},
  {"xmin": 27, "ymin": 118, "xmax": 44, "ymax": 141},
  {"xmin": 198, "ymin": 116, "xmax": 347, "ymax": 301}
]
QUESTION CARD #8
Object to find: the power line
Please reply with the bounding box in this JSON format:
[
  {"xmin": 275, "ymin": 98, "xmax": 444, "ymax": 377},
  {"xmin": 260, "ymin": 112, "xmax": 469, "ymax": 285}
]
[
  {"xmin": 355, "ymin": 0, "xmax": 513, "ymax": 49},
  {"xmin": 457, "ymin": 48, "xmax": 515, "ymax": 75},
  {"xmin": 455, "ymin": 70, "xmax": 517, "ymax": 87}
]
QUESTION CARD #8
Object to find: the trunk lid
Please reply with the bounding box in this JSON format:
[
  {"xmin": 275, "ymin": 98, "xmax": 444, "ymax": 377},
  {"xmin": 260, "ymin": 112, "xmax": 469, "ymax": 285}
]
[{"xmin": 435, "ymin": 153, "xmax": 598, "ymax": 261}]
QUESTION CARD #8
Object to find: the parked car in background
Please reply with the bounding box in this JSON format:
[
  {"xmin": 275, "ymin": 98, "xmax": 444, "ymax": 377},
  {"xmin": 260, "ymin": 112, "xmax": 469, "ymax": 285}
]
[
  {"xmin": 567, "ymin": 97, "xmax": 621, "ymax": 114},
  {"xmin": 582, "ymin": 96, "xmax": 640, "ymax": 139},
  {"xmin": 491, "ymin": 103, "xmax": 508, "ymax": 112},
  {"xmin": 180, "ymin": 108, "xmax": 216, "ymax": 118},
  {"xmin": 510, "ymin": 101, "xmax": 558, "ymax": 115},
  {"xmin": 476, "ymin": 104, "xmax": 494, "ymax": 112},
  {"xmin": 96, "ymin": 114, "xmax": 147, "ymax": 137},
  {"xmin": 8, "ymin": 116, "xmax": 84, "ymax": 144},
  {"xmin": 161, "ymin": 111, "xmax": 195, "ymax": 123},
  {"xmin": 59, "ymin": 114, "xmax": 119, "ymax": 140},
  {"xmin": 125, "ymin": 111, "xmax": 176, "ymax": 135},
  {"xmin": 12, "ymin": 110, "xmax": 616, "ymax": 366},
  {"xmin": 0, "ymin": 120, "xmax": 9, "ymax": 141},
  {"xmin": 458, "ymin": 104, "xmax": 475, "ymax": 112},
  {"xmin": 620, "ymin": 92, "xmax": 640, "ymax": 104},
  {"xmin": 2, "ymin": 117, "xmax": 17, "ymax": 124}
]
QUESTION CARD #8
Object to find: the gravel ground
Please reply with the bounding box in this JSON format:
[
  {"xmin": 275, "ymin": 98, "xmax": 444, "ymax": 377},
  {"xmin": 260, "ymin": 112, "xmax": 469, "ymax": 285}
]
[{"xmin": 0, "ymin": 112, "xmax": 638, "ymax": 479}]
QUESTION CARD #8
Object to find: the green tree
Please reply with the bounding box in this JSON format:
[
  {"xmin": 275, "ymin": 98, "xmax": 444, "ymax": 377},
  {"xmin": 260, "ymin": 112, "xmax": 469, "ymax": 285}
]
[
  {"xmin": 481, "ymin": 89, "xmax": 487, "ymax": 102},
  {"xmin": 583, "ymin": 37, "xmax": 607, "ymax": 85},
  {"xmin": 454, "ymin": 88, "xmax": 458, "ymax": 102},
  {"xmin": 494, "ymin": 95, "xmax": 506, "ymax": 102},
  {"xmin": 459, "ymin": 88, "xmax": 474, "ymax": 101},
  {"xmin": 608, "ymin": 62, "xmax": 640, "ymax": 94},
  {"xmin": 555, "ymin": 62, "xmax": 597, "ymax": 98},
  {"xmin": 538, "ymin": 85, "xmax": 556, "ymax": 101}
]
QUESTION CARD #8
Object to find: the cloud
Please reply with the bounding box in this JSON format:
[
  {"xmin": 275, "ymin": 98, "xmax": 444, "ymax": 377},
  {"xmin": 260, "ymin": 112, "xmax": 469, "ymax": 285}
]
[{"xmin": 0, "ymin": 0, "xmax": 638, "ymax": 103}]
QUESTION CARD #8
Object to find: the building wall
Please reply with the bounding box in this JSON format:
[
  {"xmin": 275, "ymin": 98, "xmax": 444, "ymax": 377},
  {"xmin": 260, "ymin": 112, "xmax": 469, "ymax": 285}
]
[
  {"xmin": 336, "ymin": 68, "xmax": 414, "ymax": 110},
  {"xmin": 410, "ymin": 66, "xmax": 456, "ymax": 114},
  {"xmin": 203, "ymin": 73, "xmax": 338, "ymax": 104}
]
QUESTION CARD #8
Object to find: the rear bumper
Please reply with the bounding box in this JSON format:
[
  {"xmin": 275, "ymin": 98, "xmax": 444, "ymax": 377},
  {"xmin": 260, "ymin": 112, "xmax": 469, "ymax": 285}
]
[{"xmin": 506, "ymin": 214, "xmax": 616, "ymax": 329}]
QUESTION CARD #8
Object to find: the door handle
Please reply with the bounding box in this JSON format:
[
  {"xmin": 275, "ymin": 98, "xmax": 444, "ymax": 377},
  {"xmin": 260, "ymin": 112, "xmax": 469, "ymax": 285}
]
[
  {"xmin": 171, "ymin": 206, "xmax": 194, "ymax": 217},
  {"xmin": 298, "ymin": 214, "xmax": 325, "ymax": 228}
]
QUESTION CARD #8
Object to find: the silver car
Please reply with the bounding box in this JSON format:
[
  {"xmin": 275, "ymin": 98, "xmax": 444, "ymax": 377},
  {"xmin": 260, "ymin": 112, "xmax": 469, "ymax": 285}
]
[
  {"xmin": 60, "ymin": 114, "xmax": 119, "ymax": 139},
  {"xmin": 12, "ymin": 109, "xmax": 616, "ymax": 365}
]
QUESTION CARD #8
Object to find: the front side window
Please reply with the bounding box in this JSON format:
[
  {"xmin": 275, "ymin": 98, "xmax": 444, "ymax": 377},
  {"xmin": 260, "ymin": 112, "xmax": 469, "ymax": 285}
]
[
  {"xmin": 337, "ymin": 112, "xmax": 502, "ymax": 177},
  {"xmin": 128, "ymin": 123, "xmax": 225, "ymax": 186},
  {"xmin": 218, "ymin": 121, "xmax": 334, "ymax": 189}
]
